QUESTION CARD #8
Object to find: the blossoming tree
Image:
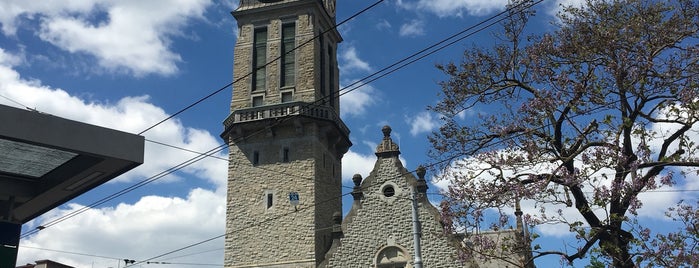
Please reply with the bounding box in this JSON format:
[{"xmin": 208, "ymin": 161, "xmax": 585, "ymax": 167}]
[{"xmin": 429, "ymin": 0, "xmax": 699, "ymax": 267}]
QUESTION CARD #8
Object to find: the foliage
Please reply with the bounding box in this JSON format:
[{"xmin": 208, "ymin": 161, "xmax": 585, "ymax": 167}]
[{"xmin": 430, "ymin": 0, "xmax": 699, "ymax": 267}]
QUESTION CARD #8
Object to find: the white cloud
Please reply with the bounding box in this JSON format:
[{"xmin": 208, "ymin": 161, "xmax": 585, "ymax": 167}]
[
  {"xmin": 548, "ymin": 0, "xmax": 587, "ymax": 17},
  {"xmin": 0, "ymin": 0, "xmax": 212, "ymax": 76},
  {"xmin": 18, "ymin": 188, "xmax": 225, "ymax": 268},
  {"xmin": 399, "ymin": 19, "xmax": 425, "ymax": 37},
  {"xmin": 430, "ymin": 143, "xmax": 696, "ymax": 239},
  {"xmin": 0, "ymin": 47, "xmax": 227, "ymax": 267},
  {"xmin": 340, "ymin": 82, "xmax": 377, "ymax": 118},
  {"xmin": 342, "ymin": 150, "xmax": 377, "ymax": 183},
  {"xmin": 397, "ymin": 0, "xmax": 508, "ymax": 17},
  {"xmin": 339, "ymin": 45, "xmax": 372, "ymax": 74},
  {"xmin": 342, "ymin": 149, "xmax": 409, "ymax": 185},
  {"xmin": 0, "ymin": 48, "xmax": 228, "ymax": 188},
  {"xmin": 0, "ymin": 1, "xmax": 96, "ymax": 35},
  {"xmin": 407, "ymin": 111, "xmax": 439, "ymax": 136}
]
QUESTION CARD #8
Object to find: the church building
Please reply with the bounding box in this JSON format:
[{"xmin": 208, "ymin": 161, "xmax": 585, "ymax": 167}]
[{"xmin": 220, "ymin": 1, "xmax": 532, "ymax": 267}]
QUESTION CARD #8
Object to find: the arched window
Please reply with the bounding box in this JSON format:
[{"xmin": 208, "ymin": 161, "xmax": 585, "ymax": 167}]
[{"xmin": 375, "ymin": 246, "xmax": 412, "ymax": 268}]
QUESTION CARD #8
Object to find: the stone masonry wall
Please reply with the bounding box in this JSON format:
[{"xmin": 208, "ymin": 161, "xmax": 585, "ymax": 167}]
[
  {"xmin": 224, "ymin": 121, "xmax": 342, "ymax": 267},
  {"xmin": 324, "ymin": 155, "xmax": 463, "ymax": 267}
]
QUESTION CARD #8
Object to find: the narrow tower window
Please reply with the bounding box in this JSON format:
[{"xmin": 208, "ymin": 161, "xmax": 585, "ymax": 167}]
[
  {"xmin": 281, "ymin": 23, "xmax": 296, "ymax": 88},
  {"xmin": 328, "ymin": 45, "xmax": 335, "ymax": 108},
  {"xmin": 266, "ymin": 192, "xmax": 273, "ymax": 209},
  {"xmin": 319, "ymin": 32, "xmax": 326, "ymax": 98},
  {"xmin": 282, "ymin": 147, "xmax": 290, "ymax": 163},
  {"xmin": 252, "ymin": 27, "xmax": 268, "ymax": 92},
  {"xmin": 253, "ymin": 150, "xmax": 260, "ymax": 166}
]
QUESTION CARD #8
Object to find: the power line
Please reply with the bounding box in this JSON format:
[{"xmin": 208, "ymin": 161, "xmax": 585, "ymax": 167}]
[
  {"xmin": 18, "ymin": 0, "xmax": 697, "ymax": 262},
  {"xmin": 17, "ymin": 245, "xmax": 123, "ymax": 261},
  {"xmin": 18, "ymin": 1, "xmax": 388, "ymax": 238},
  {"xmin": 145, "ymin": 139, "xmax": 229, "ymax": 161},
  {"xmin": 0, "ymin": 93, "xmax": 31, "ymax": 110},
  {"xmin": 131, "ymin": 0, "xmax": 549, "ymax": 195},
  {"xmin": 21, "ymin": 0, "xmax": 543, "ymax": 244},
  {"xmin": 19, "ymin": 143, "xmax": 228, "ymax": 238},
  {"xmin": 126, "ymin": 154, "xmax": 461, "ymax": 266},
  {"xmin": 333, "ymin": 0, "xmax": 545, "ymax": 103},
  {"xmin": 137, "ymin": 0, "xmax": 386, "ymax": 136},
  {"xmin": 125, "ymin": 191, "xmax": 349, "ymax": 267}
]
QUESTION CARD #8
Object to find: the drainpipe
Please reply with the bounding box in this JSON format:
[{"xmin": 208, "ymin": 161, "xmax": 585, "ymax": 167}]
[{"xmin": 412, "ymin": 166, "xmax": 428, "ymax": 268}]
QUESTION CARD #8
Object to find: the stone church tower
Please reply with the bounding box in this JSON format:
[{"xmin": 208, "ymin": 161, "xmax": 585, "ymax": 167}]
[{"xmin": 221, "ymin": 0, "xmax": 349, "ymax": 267}]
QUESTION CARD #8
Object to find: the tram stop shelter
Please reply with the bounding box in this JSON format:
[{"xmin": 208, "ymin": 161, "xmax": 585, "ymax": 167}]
[{"xmin": 0, "ymin": 104, "xmax": 144, "ymax": 268}]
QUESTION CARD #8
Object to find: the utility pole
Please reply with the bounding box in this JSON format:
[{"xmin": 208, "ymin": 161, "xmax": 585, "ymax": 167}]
[{"xmin": 411, "ymin": 166, "xmax": 428, "ymax": 268}]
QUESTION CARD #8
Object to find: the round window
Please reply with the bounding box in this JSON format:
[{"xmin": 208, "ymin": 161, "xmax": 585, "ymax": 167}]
[{"xmin": 382, "ymin": 185, "xmax": 395, "ymax": 197}]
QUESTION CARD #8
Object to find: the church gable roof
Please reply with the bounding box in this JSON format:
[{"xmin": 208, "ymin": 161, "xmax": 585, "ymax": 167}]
[{"xmin": 321, "ymin": 126, "xmax": 462, "ymax": 267}]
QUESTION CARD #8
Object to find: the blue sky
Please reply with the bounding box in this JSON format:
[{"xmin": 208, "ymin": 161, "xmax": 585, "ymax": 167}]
[{"xmin": 1, "ymin": 0, "xmax": 695, "ymax": 267}]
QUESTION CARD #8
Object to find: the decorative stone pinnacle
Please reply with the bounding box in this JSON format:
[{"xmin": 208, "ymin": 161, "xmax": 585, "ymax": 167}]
[
  {"xmin": 382, "ymin": 125, "xmax": 392, "ymax": 138},
  {"xmin": 352, "ymin": 174, "xmax": 362, "ymax": 187},
  {"xmin": 351, "ymin": 174, "xmax": 364, "ymax": 201},
  {"xmin": 415, "ymin": 165, "xmax": 428, "ymax": 194},
  {"xmin": 375, "ymin": 125, "xmax": 400, "ymax": 157},
  {"xmin": 416, "ymin": 165, "xmax": 426, "ymax": 179}
]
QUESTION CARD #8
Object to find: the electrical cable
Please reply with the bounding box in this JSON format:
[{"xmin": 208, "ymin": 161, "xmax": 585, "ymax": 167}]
[
  {"xmin": 18, "ymin": 0, "xmax": 387, "ymax": 238},
  {"xmin": 0, "ymin": 93, "xmax": 32, "ymax": 110},
  {"xmin": 9, "ymin": 1, "xmax": 539, "ymax": 236},
  {"xmin": 19, "ymin": 0, "xmax": 692, "ymax": 262},
  {"xmin": 19, "ymin": 143, "xmax": 228, "ymax": 238},
  {"xmin": 125, "ymin": 192, "xmax": 351, "ymax": 267},
  {"xmin": 145, "ymin": 139, "xmax": 229, "ymax": 161},
  {"xmin": 20, "ymin": 0, "xmax": 544, "ymax": 244},
  {"xmin": 137, "ymin": 0, "xmax": 386, "ymax": 135},
  {"xmin": 125, "ymin": 137, "xmax": 483, "ymax": 266},
  {"xmin": 17, "ymin": 245, "xmax": 123, "ymax": 261}
]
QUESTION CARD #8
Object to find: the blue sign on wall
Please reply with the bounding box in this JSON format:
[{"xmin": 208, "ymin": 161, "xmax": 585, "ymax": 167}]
[{"xmin": 289, "ymin": 192, "xmax": 299, "ymax": 206}]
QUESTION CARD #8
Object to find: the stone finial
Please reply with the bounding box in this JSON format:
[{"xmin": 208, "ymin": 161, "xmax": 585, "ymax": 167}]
[
  {"xmin": 415, "ymin": 165, "xmax": 428, "ymax": 194},
  {"xmin": 352, "ymin": 174, "xmax": 362, "ymax": 187},
  {"xmin": 375, "ymin": 125, "xmax": 400, "ymax": 157},
  {"xmin": 351, "ymin": 174, "xmax": 364, "ymax": 201},
  {"xmin": 382, "ymin": 125, "xmax": 392, "ymax": 138},
  {"xmin": 416, "ymin": 165, "xmax": 426, "ymax": 180}
]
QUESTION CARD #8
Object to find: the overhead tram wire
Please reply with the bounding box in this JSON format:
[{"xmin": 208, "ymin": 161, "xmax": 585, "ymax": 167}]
[
  {"xmin": 145, "ymin": 139, "xmax": 229, "ymax": 161},
  {"xmin": 16, "ymin": 0, "xmax": 691, "ymax": 261},
  {"xmin": 0, "ymin": 93, "xmax": 33, "ymax": 111},
  {"xmin": 139, "ymin": 0, "xmax": 548, "ymax": 194},
  {"xmin": 125, "ymin": 192, "xmax": 353, "ymax": 267},
  {"xmin": 28, "ymin": 0, "xmax": 628, "ymax": 258},
  {"xmin": 19, "ymin": 143, "xmax": 229, "ymax": 238},
  {"xmin": 125, "ymin": 150, "xmax": 479, "ymax": 266},
  {"xmin": 23, "ymin": 0, "xmax": 543, "ymax": 241},
  {"xmin": 23, "ymin": 160, "xmax": 699, "ymax": 266},
  {"xmin": 23, "ymin": 0, "xmax": 594, "ymax": 244},
  {"xmin": 145, "ymin": 0, "xmax": 546, "ymax": 169},
  {"xmin": 137, "ymin": 0, "xmax": 386, "ymax": 136},
  {"xmin": 17, "ymin": 245, "xmax": 123, "ymax": 261},
  {"xmin": 19, "ymin": 0, "xmax": 385, "ymax": 238},
  {"xmin": 333, "ymin": 0, "xmax": 544, "ymax": 103}
]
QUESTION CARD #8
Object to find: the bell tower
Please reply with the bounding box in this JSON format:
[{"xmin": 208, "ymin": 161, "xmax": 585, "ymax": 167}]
[{"xmin": 221, "ymin": 0, "xmax": 349, "ymax": 267}]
